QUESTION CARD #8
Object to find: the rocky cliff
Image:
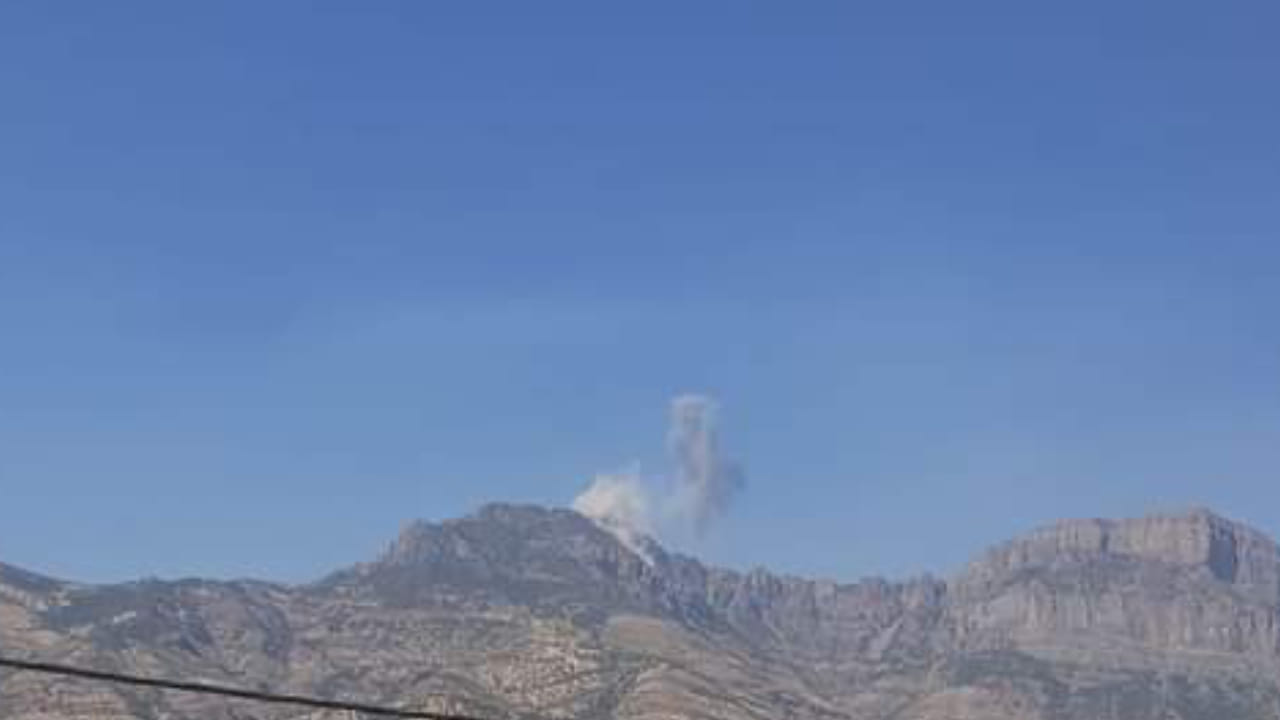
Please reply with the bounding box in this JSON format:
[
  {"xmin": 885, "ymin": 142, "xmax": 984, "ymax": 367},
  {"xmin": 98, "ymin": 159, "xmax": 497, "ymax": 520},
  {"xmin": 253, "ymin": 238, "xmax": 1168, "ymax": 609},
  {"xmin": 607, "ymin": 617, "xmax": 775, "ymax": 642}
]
[{"xmin": 3, "ymin": 505, "xmax": 1280, "ymax": 719}]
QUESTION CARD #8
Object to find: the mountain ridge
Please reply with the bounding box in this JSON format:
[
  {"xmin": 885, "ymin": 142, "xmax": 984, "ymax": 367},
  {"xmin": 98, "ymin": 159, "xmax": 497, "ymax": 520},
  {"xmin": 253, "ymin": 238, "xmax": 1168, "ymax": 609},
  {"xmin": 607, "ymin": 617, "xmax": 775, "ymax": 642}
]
[{"xmin": 4, "ymin": 503, "xmax": 1280, "ymax": 719}]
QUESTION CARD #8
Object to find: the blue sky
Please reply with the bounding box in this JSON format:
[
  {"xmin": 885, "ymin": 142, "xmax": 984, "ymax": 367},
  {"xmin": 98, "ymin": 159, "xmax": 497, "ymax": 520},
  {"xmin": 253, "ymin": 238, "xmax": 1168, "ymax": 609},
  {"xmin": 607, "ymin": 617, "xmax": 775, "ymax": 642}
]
[{"xmin": 2, "ymin": 2, "xmax": 1278, "ymax": 584}]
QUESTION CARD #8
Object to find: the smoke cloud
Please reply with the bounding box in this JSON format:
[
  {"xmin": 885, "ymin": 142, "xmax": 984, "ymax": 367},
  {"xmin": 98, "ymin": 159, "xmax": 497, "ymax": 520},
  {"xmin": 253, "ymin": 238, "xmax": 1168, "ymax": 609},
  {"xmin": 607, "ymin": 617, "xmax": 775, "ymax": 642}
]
[
  {"xmin": 666, "ymin": 395, "xmax": 746, "ymax": 535},
  {"xmin": 571, "ymin": 467, "xmax": 653, "ymax": 559},
  {"xmin": 572, "ymin": 394, "xmax": 746, "ymax": 551}
]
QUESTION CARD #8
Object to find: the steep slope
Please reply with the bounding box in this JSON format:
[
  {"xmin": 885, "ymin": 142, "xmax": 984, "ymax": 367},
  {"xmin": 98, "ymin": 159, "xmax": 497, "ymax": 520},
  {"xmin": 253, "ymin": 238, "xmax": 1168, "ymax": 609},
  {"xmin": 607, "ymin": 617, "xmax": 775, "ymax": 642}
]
[{"xmin": 3, "ymin": 505, "xmax": 1280, "ymax": 719}]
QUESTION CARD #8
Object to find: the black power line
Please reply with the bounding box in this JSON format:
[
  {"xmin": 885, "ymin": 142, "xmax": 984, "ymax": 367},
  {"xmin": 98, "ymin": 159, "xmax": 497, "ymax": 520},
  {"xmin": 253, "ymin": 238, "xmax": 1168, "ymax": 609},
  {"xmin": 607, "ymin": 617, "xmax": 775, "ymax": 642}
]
[{"xmin": 0, "ymin": 656, "xmax": 489, "ymax": 720}]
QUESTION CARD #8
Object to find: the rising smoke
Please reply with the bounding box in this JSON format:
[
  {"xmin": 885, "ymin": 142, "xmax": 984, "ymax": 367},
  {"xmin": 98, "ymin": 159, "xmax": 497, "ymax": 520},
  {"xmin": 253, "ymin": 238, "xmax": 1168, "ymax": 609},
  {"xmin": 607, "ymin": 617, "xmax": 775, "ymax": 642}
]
[
  {"xmin": 666, "ymin": 394, "xmax": 746, "ymax": 535},
  {"xmin": 572, "ymin": 394, "xmax": 745, "ymax": 551},
  {"xmin": 571, "ymin": 466, "xmax": 653, "ymax": 558}
]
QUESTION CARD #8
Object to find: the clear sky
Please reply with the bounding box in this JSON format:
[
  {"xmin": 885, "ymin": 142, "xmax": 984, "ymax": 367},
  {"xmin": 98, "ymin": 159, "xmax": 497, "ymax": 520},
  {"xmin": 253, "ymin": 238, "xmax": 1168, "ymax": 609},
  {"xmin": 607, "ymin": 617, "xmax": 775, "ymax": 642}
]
[{"xmin": 2, "ymin": 2, "xmax": 1278, "ymax": 585}]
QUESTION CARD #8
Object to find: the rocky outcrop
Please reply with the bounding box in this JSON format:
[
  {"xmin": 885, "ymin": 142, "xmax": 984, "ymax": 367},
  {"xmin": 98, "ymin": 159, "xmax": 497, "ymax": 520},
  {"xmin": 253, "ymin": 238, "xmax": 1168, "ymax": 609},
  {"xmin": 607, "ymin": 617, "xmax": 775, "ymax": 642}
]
[
  {"xmin": 4, "ymin": 505, "xmax": 1280, "ymax": 719},
  {"xmin": 957, "ymin": 508, "xmax": 1280, "ymax": 599},
  {"xmin": 949, "ymin": 509, "xmax": 1280, "ymax": 671}
]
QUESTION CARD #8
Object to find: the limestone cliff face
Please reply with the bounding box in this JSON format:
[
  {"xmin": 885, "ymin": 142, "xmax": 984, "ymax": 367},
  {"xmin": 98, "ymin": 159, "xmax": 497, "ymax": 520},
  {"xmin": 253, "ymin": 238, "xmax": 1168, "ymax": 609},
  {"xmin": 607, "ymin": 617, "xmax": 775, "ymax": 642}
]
[
  {"xmin": 957, "ymin": 509, "xmax": 1280, "ymax": 596},
  {"xmin": 949, "ymin": 509, "xmax": 1280, "ymax": 667},
  {"xmin": 5, "ymin": 505, "xmax": 1280, "ymax": 720}
]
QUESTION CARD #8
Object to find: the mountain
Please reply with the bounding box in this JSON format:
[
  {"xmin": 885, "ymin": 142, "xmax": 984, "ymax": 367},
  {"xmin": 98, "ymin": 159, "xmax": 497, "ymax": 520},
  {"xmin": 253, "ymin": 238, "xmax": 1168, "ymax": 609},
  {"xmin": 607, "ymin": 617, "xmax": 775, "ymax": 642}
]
[{"xmin": 4, "ymin": 504, "xmax": 1280, "ymax": 719}]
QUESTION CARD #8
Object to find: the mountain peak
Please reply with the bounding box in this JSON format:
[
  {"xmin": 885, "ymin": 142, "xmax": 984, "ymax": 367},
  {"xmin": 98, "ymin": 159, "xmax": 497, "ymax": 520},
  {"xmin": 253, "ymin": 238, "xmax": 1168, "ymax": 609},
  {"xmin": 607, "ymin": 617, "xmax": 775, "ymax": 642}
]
[
  {"xmin": 379, "ymin": 502, "xmax": 612, "ymax": 567},
  {"xmin": 469, "ymin": 501, "xmax": 580, "ymax": 525},
  {"xmin": 332, "ymin": 502, "xmax": 673, "ymax": 613}
]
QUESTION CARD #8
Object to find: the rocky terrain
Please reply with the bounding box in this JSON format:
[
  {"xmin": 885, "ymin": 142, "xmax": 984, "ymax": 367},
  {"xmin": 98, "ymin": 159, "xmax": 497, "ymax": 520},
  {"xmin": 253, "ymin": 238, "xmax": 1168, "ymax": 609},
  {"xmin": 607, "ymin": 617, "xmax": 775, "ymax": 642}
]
[{"xmin": 4, "ymin": 504, "xmax": 1280, "ymax": 719}]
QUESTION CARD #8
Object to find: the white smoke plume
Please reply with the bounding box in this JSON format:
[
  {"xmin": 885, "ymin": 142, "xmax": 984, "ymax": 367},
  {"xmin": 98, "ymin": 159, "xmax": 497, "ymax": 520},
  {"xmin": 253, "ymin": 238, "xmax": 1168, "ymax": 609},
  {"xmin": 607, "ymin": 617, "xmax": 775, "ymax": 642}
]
[
  {"xmin": 571, "ymin": 467, "xmax": 654, "ymax": 559},
  {"xmin": 666, "ymin": 394, "xmax": 746, "ymax": 535},
  {"xmin": 572, "ymin": 394, "xmax": 745, "ymax": 552}
]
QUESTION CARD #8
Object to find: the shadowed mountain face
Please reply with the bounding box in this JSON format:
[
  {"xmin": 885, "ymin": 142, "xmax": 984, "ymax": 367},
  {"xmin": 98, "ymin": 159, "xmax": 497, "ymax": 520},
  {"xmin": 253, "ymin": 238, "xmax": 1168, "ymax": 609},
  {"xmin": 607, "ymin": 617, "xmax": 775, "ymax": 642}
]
[{"xmin": 4, "ymin": 505, "xmax": 1280, "ymax": 719}]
